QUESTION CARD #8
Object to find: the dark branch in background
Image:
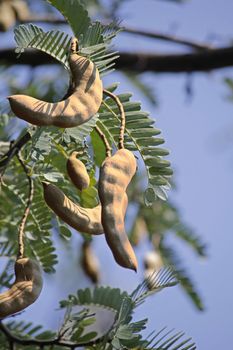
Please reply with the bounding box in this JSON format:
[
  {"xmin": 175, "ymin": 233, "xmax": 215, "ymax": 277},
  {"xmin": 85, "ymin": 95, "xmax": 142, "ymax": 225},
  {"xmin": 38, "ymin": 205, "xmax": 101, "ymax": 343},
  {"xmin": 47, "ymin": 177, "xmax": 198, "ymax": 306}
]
[
  {"xmin": 0, "ymin": 132, "xmax": 31, "ymax": 168},
  {"xmin": 121, "ymin": 26, "xmax": 212, "ymax": 51},
  {"xmin": 1, "ymin": 46, "xmax": 233, "ymax": 72},
  {"xmin": 19, "ymin": 16, "xmax": 212, "ymax": 51}
]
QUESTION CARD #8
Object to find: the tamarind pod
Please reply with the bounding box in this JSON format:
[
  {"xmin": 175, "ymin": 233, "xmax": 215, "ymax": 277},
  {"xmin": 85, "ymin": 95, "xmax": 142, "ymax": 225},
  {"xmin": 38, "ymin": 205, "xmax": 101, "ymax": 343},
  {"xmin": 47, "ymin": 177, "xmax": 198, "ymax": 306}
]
[
  {"xmin": 43, "ymin": 182, "xmax": 128, "ymax": 236},
  {"xmin": 98, "ymin": 149, "xmax": 138, "ymax": 271},
  {"xmin": 0, "ymin": 2, "xmax": 15, "ymax": 31},
  {"xmin": 0, "ymin": 258, "xmax": 43, "ymax": 318},
  {"xmin": 66, "ymin": 151, "xmax": 90, "ymax": 191},
  {"xmin": 43, "ymin": 182, "xmax": 103, "ymax": 235},
  {"xmin": 81, "ymin": 241, "xmax": 100, "ymax": 284},
  {"xmin": 10, "ymin": 0, "xmax": 30, "ymax": 21},
  {"xmin": 8, "ymin": 51, "xmax": 103, "ymax": 128}
]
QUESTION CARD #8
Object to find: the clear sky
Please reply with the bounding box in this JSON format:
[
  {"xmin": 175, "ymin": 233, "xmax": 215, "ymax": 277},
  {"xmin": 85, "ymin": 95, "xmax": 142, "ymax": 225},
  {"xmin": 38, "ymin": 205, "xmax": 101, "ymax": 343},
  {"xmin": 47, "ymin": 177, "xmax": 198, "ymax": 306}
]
[
  {"xmin": 2, "ymin": 0, "xmax": 233, "ymax": 349},
  {"xmin": 111, "ymin": 0, "xmax": 233, "ymax": 348}
]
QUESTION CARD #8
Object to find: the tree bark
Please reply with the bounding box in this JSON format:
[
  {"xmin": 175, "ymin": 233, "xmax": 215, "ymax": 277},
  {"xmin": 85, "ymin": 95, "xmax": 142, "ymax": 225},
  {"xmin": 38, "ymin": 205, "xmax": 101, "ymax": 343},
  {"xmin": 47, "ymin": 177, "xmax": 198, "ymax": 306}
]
[{"xmin": 1, "ymin": 46, "xmax": 233, "ymax": 73}]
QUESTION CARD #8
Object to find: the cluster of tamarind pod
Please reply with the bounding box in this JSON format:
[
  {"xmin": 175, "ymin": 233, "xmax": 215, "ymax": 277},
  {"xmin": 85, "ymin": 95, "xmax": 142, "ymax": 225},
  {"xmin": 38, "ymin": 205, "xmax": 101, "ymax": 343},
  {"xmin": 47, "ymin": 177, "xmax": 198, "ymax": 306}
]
[
  {"xmin": 0, "ymin": 36, "xmax": 139, "ymax": 318},
  {"xmin": 43, "ymin": 147, "xmax": 138, "ymax": 272}
]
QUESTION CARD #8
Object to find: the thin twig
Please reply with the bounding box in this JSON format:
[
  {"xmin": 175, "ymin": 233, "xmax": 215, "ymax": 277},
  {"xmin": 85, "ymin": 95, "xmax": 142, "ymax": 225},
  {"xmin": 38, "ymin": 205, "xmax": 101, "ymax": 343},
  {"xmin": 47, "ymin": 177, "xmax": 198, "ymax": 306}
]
[
  {"xmin": 19, "ymin": 16, "xmax": 212, "ymax": 51},
  {"xmin": 0, "ymin": 322, "xmax": 106, "ymax": 348},
  {"xmin": 16, "ymin": 153, "xmax": 34, "ymax": 259},
  {"xmin": 103, "ymin": 89, "xmax": 125, "ymax": 150},
  {"xmin": 122, "ymin": 26, "xmax": 212, "ymax": 51},
  {"xmin": 95, "ymin": 125, "xmax": 112, "ymax": 157},
  {"xmin": 0, "ymin": 132, "xmax": 31, "ymax": 168}
]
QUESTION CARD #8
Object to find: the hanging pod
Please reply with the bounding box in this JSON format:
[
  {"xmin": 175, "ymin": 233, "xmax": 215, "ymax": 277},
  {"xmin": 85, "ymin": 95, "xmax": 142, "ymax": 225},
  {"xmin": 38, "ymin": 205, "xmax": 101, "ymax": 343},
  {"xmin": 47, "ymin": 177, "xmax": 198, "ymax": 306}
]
[
  {"xmin": 0, "ymin": 258, "xmax": 43, "ymax": 318},
  {"xmin": 8, "ymin": 38, "xmax": 103, "ymax": 128},
  {"xmin": 98, "ymin": 149, "xmax": 138, "ymax": 271}
]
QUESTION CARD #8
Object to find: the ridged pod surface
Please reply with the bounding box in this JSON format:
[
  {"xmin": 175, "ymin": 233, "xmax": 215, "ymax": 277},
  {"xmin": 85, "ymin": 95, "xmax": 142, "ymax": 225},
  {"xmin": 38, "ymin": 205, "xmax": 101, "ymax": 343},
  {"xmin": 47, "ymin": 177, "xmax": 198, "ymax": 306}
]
[
  {"xmin": 0, "ymin": 258, "xmax": 43, "ymax": 318},
  {"xmin": 8, "ymin": 50, "xmax": 103, "ymax": 128},
  {"xmin": 66, "ymin": 151, "xmax": 90, "ymax": 191},
  {"xmin": 43, "ymin": 182, "xmax": 128, "ymax": 235},
  {"xmin": 98, "ymin": 149, "xmax": 138, "ymax": 271}
]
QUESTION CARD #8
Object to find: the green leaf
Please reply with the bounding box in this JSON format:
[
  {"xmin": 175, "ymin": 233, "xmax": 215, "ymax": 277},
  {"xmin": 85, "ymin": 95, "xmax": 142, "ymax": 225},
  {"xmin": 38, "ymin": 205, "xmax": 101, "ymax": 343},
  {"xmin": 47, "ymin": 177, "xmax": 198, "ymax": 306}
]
[
  {"xmin": 59, "ymin": 224, "xmax": 72, "ymax": 239},
  {"xmin": 99, "ymin": 88, "xmax": 173, "ymax": 203},
  {"xmin": 160, "ymin": 244, "xmax": 204, "ymax": 311},
  {"xmin": 131, "ymin": 268, "xmax": 177, "ymax": 307},
  {"xmin": 48, "ymin": 0, "xmax": 91, "ymax": 37},
  {"xmin": 143, "ymin": 328, "xmax": 196, "ymax": 350},
  {"xmin": 60, "ymin": 286, "xmax": 129, "ymax": 313},
  {"xmin": 14, "ymin": 24, "xmax": 71, "ymax": 67}
]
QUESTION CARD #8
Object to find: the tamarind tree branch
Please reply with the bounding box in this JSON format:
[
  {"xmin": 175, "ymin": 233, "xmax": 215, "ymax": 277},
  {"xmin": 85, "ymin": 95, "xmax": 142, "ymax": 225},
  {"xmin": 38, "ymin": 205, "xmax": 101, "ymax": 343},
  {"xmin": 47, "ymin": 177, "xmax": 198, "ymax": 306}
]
[
  {"xmin": 16, "ymin": 152, "xmax": 34, "ymax": 259},
  {"xmin": 1, "ymin": 46, "xmax": 233, "ymax": 72}
]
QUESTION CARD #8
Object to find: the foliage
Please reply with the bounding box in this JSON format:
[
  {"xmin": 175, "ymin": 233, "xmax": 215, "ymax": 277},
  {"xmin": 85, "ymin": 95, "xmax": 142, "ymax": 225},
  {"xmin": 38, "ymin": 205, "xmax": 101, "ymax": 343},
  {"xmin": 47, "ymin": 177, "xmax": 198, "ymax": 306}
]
[
  {"xmin": 0, "ymin": 0, "xmax": 200, "ymax": 348},
  {"xmin": 0, "ymin": 269, "xmax": 196, "ymax": 349}
]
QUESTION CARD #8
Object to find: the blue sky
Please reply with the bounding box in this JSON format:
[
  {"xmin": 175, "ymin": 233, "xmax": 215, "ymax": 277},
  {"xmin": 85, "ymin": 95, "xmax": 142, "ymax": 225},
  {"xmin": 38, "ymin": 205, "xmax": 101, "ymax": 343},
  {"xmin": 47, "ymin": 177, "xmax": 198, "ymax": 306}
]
[
  {"xmin": 111, "ymin": 0, "xmax": 233, "ymax": 348},
  {"xmin": 1, "ymin": 0, "xmax": 233, "ymax": 348}
]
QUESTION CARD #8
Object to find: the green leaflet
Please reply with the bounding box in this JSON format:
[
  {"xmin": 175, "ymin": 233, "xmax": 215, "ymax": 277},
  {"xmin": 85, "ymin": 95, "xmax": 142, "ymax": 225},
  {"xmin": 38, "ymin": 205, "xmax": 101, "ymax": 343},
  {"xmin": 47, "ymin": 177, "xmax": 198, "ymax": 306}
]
[
  {"xmin": 14, "ymin": 24, "xmax": 71, "ymax": 68},
  {"xmin": 60, "ymin": 286, "xmax": 129, "ymax": 313},
  {"xmin": 14, "ymin": 22, "xmax": 119, "ymax": 75},
  {"xmin": 160, "ymin": 244, "xmax": 204, "ymax": 311},
  {"xmin": 47, "ymin": 0, "xmax": 91, "ymax": 38},
  {"xmin": 99, "ymin": 87, "xmax": 173, "ymax": 203}
]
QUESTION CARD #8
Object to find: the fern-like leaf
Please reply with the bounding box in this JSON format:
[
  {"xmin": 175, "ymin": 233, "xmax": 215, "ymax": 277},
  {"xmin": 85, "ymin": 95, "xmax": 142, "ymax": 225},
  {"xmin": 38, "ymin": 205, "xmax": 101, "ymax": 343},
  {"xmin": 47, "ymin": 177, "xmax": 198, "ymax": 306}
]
[
  {"xmin": 99, "ymin": 86, "xmax": 172, "ymax": 203},
  {"xmin": 14, "ymin": 24, "xmax": 71, "ymax": 68},
  {"xmin": 160, "ymin": 244, "xmax": 204, "ymax": 310},
  {"xmin": 47, "ymin": 0, "xmax": 91, "ymax": 38},
  {"xmin": 143, "ymin": 327, "xmax": 196, "ymax": 350},
  {"xmin": 131, "ymin": 267, "xmax": 177, "ymax": 307},
  {"xmin": 60, "ymin": 286, "xmax": 129, "ymax": 313},
  {"xmin": 14, "ymin": 22, "xmax": 119, "ymax": 76}
]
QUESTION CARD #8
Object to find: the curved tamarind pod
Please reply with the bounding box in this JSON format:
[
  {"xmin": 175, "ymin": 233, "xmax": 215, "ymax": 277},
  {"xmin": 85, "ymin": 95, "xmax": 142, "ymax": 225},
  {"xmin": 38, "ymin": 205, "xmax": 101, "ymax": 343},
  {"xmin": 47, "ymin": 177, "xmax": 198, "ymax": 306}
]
[
  {"xmin": 67, "ymin": 151, "xmax": 90, "ymax": 191},
  {"xmin": 98, "ymin": 149, "xmax": 138, "ymax": 271},
  {"xmin": 7, "ymin": 41, "xmax": 103, "ymax": 128},
  {"xmin": 43, "ymin": 182, "xmax": 128, "ymax": 235},
  {"xmin": 81, "ymin": 241, "xmax": 100, "ymax": 284},
  {"xmin": 0, "ymin": 258, "xmax": 43, "ymax": 318}
]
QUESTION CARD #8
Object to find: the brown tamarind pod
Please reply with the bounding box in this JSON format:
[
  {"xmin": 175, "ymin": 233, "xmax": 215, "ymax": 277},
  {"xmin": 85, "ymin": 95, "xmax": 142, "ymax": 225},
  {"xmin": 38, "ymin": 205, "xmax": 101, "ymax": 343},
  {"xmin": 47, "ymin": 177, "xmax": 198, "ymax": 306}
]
[
  {"xmin": 10, "ymin": 0, "xmax": 30, "ymax": 21},
  {"xmin": 0, "ymin": 258, "xmax": 43, "ymax": 318},
  {"xmin": 98, "ymin": 149, "xmax": 138, "ymax": 271},
  {"xmin": 8, "ymin": 38, "xmax": 103, "ymax": 128},
  {"xmin": 43, "ymin": 182, "xmax": 128, "ymax": 235},
  {"xmin": 81, "ymin": 241, "xmax": 100, "ymax": 284},
  {"xmin": 66, "ymin": 151, "xmax": 90, "ymax": 191},
  {"xmin": 0, "ymin": 2, "xmax": 15, "ymax": 31}
]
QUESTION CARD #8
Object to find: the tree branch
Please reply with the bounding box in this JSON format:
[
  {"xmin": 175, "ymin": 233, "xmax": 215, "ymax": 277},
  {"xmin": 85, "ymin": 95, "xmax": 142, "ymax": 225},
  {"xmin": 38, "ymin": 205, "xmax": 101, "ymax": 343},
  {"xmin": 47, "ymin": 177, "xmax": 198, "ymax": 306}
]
[
  {"xmin": 1, "ymin": 46, "xmax": 233, "ymax": 73},
  {"xmin": 0, "ymin": 132, "xmax": 31, "ymax": 168},
  {"xmin": 121, "ymin": 26, "xmax": 212, "ymax": 51},
  {"xmin": 19, "ymin": 16, "xmax": 211, "ymax": 51}
]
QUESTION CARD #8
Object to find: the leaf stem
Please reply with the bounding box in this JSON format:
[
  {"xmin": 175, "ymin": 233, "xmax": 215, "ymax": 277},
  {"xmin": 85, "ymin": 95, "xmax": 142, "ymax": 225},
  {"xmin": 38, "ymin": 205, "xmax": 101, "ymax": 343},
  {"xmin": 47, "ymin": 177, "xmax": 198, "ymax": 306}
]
[
  {"xmin": 16, "ymin": 153, "xmax": 34, "ymax": 259},
  {"xmin": 95, "ymin": 125, "xmax": 112, "ymax": 158},
  {"xmin": 103, "ymin": 89, "xmax": 126, "ymax": 149}
]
